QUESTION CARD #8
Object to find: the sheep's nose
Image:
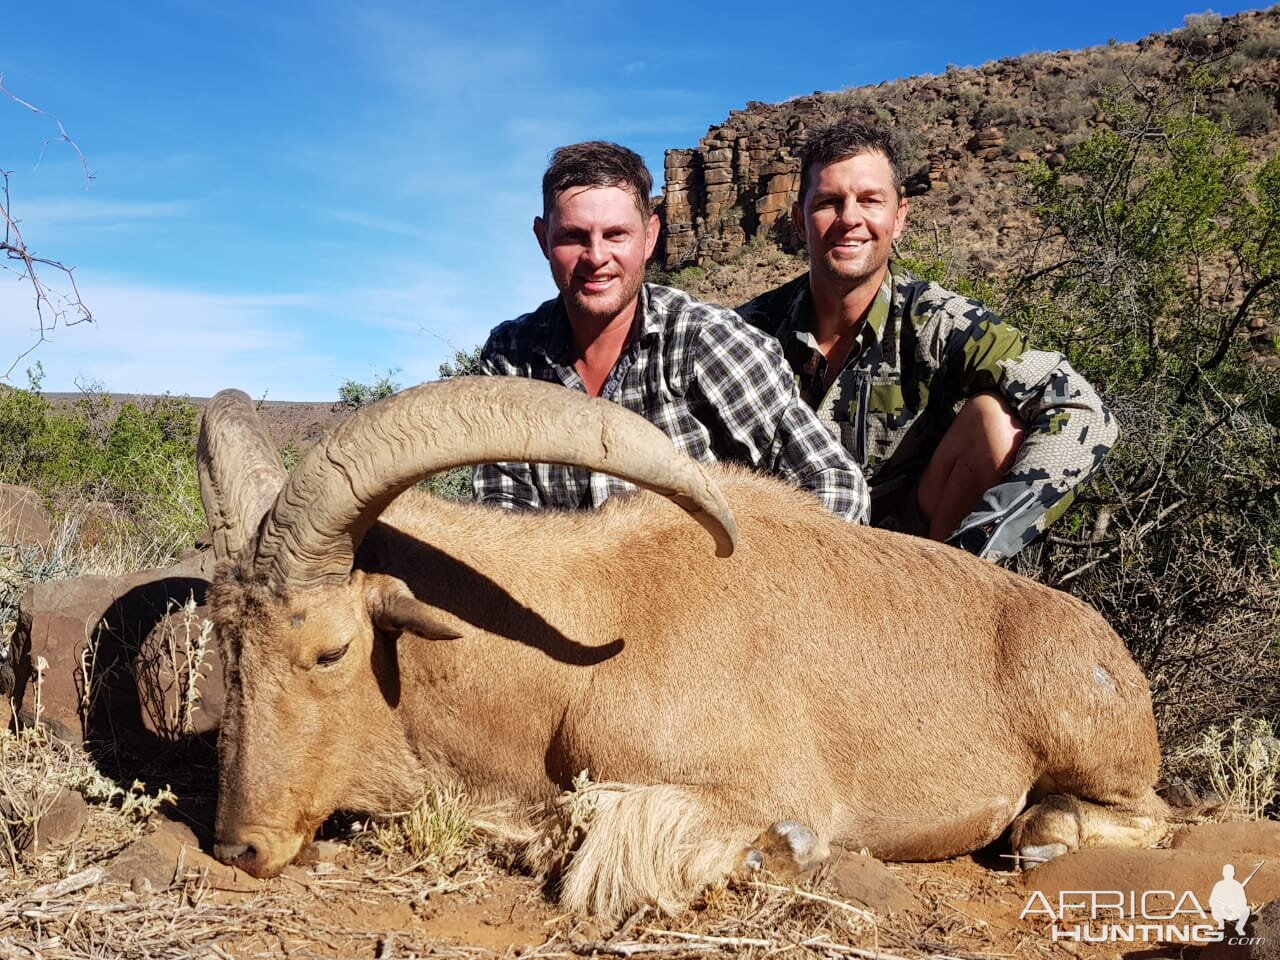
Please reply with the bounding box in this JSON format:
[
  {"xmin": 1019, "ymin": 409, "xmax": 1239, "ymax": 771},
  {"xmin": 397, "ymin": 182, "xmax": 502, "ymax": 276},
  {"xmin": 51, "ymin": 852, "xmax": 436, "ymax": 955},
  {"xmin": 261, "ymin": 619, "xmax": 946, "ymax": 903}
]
[{"xmin": 214, "ymin": 839, "xmax": 259, "ymax": 870}]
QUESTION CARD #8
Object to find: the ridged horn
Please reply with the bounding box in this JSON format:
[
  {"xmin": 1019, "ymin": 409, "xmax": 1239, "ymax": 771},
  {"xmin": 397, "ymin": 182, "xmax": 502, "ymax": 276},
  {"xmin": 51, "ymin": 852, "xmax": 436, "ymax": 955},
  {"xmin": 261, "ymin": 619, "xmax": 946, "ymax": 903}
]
[
  {"xmin": 197, "ymin": 389, "xmax": 289, "ymax": 561},
  {"xmin": 253, "ymin": 377, "xmax": 738, "ymax": 589}
]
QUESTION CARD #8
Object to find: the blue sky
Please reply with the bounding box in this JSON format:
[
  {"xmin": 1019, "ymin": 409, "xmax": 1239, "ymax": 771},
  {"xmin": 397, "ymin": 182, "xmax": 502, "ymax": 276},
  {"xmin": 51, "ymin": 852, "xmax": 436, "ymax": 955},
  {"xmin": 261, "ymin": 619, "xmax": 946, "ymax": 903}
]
[{"xmin": 0, "ymin": 1, "xmax": 1263, "ymax": 400}]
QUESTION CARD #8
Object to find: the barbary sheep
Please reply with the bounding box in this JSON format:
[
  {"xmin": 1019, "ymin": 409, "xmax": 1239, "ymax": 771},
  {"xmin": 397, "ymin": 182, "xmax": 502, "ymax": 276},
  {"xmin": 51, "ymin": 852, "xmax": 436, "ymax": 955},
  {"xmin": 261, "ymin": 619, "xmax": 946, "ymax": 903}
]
[{"xmin": 200, "ymin": 376, "xmax": 1167, "ymax": 920}]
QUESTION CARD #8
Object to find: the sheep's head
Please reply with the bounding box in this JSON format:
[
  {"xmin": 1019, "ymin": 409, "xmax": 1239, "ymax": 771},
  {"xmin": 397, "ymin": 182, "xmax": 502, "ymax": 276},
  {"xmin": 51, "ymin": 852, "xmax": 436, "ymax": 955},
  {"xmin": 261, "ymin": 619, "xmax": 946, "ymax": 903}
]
[
  {"xmin": 198, "ymin": 379, "xmax": 737, "ymax": 878},
  {"xmin": 208, "ymin": 563, "xmax": 454, "ymax": 877}
]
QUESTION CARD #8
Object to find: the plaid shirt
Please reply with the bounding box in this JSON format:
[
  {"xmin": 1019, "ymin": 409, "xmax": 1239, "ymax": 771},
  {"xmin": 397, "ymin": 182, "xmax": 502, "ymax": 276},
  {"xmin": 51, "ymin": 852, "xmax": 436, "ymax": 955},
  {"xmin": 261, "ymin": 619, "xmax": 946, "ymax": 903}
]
[
  {"xmin": 738, "ymin": 263, "xmax": 1118, "ymax": 561},
  {"xmin": 473, "ymin": 284, "xmax": 868, "ymax": 522}
]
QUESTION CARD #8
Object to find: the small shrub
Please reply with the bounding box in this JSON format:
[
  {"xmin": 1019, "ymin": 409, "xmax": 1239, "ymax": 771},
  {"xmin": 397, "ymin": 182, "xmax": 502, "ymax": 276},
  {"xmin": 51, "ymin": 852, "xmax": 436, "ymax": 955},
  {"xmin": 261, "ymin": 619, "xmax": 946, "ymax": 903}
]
[
  {"xmin": 437, "ymin": 347, "xmax": 482, "ymax": 379},
  {"xmin": 0, "ymin": 722, "xmax": 81, "ymax": 870},
  {"xmin": 671, "ymin": 265, "xmax": 707, "ymax": 288},
  {"xmin": 1168, "ymin": 717, "xmax": 1280, "ymax": 819},
  {"xmin": 1241, "ymin": 31, "xmax": 1280, "ymax": 60},
  {"xmin": 420, "ymin": 469, "xmax": 474, "ymax": 501},
  {"xmin": 1219, "ymin": 89, "xmax": 1278, "ymax": 136},
  {"xmin": 337, "ymin": 369, "xmax": 401, "ymax": 410},
  {"xmin": 131, "ymin": 593, "xmax": 214, "ymax": 744},
  {"xmin": 367, "ymin": 784, "xmax": 474, "ymax": 864}
]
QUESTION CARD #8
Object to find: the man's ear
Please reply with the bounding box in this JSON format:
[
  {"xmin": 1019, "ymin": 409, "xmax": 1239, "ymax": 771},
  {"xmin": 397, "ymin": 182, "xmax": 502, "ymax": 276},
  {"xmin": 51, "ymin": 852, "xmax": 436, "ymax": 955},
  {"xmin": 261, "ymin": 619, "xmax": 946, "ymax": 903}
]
[
  {"xmin": 534, "ymin": 216, "xmax": 550, "ymax": 260},
  {"xmin": 893, "ymin": 197, "xmax": 909, "ymax": 241},
  {"xmin": 367, "ymin": 579, "xmax": 462, "ymax": 641},
  {"xmin": 791, "ymin": 199, "xmax": 806, "ymax": 246},
  {"xmin": 643, "ymin": 212, "xmax": 660, "ymax": 261}
]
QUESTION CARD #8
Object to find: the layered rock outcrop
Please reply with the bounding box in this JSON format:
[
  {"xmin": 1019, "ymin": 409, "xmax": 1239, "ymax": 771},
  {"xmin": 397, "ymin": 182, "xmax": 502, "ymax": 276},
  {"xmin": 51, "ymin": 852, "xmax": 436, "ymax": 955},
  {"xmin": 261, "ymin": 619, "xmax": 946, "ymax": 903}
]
[{"xmin": 655, "ymin": 7, "xmax": 1280, "ymax": 273}]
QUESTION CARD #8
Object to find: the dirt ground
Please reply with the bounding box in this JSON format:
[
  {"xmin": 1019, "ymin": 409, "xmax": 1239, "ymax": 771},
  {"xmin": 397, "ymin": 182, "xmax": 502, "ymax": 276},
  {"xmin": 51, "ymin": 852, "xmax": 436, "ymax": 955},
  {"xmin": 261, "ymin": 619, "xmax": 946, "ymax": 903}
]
[{"xmin": 4, "ymin": 795, "xmax": 1279, "ymax": 960}]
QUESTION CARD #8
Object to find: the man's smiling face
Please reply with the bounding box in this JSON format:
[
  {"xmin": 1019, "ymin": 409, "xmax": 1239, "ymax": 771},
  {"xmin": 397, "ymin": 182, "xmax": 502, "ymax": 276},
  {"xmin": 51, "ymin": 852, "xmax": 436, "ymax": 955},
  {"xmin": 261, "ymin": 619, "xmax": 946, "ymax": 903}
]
[
  {"xmin": 535, "ymin": 183, "xmax": 658, "ymax": 331},
  {"xmin": 794, "ymin": 151, "xmax": 907, "ymax": 293}
]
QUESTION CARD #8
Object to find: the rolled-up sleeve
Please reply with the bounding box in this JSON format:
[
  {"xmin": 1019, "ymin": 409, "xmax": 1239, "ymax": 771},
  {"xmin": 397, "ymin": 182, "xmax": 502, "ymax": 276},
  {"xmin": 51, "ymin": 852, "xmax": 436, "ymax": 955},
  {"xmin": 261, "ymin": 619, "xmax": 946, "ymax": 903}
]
[{"xmin": 690, "ymin": 317, "xmax": 869, "ymax": 523}]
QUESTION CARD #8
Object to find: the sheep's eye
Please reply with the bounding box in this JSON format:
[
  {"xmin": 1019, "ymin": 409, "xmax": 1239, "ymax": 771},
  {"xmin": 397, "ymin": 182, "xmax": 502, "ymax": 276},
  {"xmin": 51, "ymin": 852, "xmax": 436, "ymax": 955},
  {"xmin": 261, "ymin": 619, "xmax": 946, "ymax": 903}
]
[{"xmin": 315, "ymin": 644, "xmax": 349, "ymax": 667}]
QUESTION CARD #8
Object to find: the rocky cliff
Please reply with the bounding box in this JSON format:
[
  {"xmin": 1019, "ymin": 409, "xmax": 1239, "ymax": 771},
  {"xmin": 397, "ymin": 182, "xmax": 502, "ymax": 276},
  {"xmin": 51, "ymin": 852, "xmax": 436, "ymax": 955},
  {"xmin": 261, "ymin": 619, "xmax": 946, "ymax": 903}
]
[{"xmin": 655, "ymin": 7, "xmax": 1280, "ymax": 278}]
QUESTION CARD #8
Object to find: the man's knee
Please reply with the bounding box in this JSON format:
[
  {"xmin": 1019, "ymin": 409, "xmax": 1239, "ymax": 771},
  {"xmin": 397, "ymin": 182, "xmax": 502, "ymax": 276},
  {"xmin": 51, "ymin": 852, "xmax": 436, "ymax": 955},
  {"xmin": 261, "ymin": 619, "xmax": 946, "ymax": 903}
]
[
  {"xmin": 951, "ymin": 391, "xmax": 1026, "ymax": 476},
  {"xmin": 914, "ymin": 392, "xmax": 1027, "ymax": 540}
]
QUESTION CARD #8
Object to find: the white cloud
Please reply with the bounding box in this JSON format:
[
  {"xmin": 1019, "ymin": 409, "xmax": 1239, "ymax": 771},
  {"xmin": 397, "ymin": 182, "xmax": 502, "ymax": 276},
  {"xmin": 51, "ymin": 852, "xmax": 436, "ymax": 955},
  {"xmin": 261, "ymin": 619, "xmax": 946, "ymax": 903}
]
[
  {"xmin": 317, "ymin": 207, "xmax": 436, "ymax": 243},
  {"xmin": 11, "ymin": 197, "xmax": 192, "ymax": 228},
  {"xmin": 0, "ymin": 246, "xmax": 558, "ymax": 400},
  {"xmin": 0, "ymin": 276, "xmax": 327, "ymax": 398}
]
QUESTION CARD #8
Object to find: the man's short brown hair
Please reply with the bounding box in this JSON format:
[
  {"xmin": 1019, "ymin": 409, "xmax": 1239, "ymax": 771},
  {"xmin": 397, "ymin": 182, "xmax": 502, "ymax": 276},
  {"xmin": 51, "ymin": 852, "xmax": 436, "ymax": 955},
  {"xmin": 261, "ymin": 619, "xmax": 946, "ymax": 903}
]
[
  {"xmin": 542, "ymin": 141, "xmax": 653, "ymax": 220},
  {"xmin": 798, "ymin": 119, "xmax": 903, "ymax": 203}
]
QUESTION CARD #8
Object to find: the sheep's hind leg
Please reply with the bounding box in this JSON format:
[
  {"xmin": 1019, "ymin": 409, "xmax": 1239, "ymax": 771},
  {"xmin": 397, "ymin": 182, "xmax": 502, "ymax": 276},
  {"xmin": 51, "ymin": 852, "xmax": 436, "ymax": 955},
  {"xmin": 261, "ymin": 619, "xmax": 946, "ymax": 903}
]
[{"xmin": 1011, "ymin": 790, "xmax": 1168, "ymax": 869}]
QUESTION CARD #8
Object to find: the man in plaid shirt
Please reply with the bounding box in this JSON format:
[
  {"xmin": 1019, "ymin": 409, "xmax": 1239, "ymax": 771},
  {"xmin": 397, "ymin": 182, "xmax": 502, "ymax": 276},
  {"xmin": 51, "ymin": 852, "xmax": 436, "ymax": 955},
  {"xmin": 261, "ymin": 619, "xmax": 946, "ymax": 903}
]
[{"xmin": 473, "ymin": 141, "xmax": 868, "ymax": 523}]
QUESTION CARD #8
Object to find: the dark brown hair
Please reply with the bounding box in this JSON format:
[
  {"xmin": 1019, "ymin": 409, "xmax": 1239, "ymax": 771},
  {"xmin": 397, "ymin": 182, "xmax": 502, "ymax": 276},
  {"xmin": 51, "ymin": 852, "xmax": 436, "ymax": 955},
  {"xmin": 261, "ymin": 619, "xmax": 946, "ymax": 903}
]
[
  {"xmin": 542, "ymin": 141, "xmax": 653, "ymax": 220},
  {"xmin": 798, "ymin": 118, "xmax": 903, "ymax": 203}
]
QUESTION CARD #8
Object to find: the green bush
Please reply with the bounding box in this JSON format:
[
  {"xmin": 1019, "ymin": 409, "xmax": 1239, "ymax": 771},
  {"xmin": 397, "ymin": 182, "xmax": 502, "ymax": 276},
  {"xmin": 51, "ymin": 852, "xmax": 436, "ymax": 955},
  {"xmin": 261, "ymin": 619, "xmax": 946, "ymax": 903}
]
[
  {"xmin": 337, "ymin": 368, "xmax": 401, "ymax": 410},
  {"xmin": 987, "ymin": 80, "xmax": 1279, "ymax": 762},
  {"xmin": 0, "ymin": 369, "xmax": 204, "ymax": 570},
  {"xmin": 436, "ymin": 347, "xmax": 482, "ymax": 379}
]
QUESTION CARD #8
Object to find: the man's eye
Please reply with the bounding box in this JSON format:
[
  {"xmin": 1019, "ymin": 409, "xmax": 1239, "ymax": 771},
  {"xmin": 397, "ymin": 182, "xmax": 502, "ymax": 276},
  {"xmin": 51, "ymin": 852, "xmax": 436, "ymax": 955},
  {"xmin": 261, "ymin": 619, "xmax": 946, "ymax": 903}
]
[{"xmin": 315, "ymin": 644, "xmax": 349, "ymax": 667}]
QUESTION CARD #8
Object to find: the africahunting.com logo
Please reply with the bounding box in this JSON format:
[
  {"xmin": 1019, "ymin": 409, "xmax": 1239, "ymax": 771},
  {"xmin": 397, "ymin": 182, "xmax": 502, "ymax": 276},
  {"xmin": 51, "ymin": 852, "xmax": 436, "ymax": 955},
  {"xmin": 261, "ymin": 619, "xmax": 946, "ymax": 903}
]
[{"xmin": 1021, "ymin": 860, "xmax": 1265, "ymax": 945}]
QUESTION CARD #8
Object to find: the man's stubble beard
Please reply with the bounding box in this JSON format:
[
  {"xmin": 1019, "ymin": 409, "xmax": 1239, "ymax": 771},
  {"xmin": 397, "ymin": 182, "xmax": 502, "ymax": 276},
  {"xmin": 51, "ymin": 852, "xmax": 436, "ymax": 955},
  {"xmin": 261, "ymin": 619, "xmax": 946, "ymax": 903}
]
[
  {"xmin": 812, "ymin": 242, "xmax": 890, "ymax": 294},
  {"xmin": 563, "ymin": 270, "xmax": 646, "ymax": 329}
]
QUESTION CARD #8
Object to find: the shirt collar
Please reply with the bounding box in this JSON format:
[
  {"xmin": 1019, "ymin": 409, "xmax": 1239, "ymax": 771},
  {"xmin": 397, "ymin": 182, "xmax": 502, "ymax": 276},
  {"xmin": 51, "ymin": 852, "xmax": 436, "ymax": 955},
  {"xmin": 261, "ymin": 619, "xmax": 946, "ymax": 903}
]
[
  {"xmin": 778, "ymin": 263, "xmax": 896, "ymax": 358},
  {"xmin": 541, "ymin": 286, "xmax": 655, "ymax": 366},
  {"xmin": 635, "ymin": 284, "xmax": 664, "ymax": 343}
]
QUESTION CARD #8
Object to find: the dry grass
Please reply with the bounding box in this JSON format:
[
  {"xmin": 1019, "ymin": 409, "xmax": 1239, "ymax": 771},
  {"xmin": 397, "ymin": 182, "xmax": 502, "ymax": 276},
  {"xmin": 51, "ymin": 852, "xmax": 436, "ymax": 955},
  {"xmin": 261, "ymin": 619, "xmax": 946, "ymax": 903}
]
[
  {"xmin": 363, "ymin": 783, "xmax": 475, "ymax": 866},
  {"xmin": 0, "ymin": 719, "xmax": 83, "ymax": 871},
  {"xmin": 0, "ymin": 844, "xmax": 1033, "ymax": 960},
  {"xmin": 130, "ymin": 593, "xmax": 214, "ymax": 745},
  {"xmin": 1165, "ymin": 716, "xmax": 1280, "ymax": 820}
]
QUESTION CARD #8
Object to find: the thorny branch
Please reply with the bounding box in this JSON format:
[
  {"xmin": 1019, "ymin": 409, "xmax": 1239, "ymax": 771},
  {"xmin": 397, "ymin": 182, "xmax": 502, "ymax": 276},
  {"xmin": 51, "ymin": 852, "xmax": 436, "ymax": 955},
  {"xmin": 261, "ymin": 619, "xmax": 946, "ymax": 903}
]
[{"xmin": 1, "ymin": 75, "xmax": 95, "ymax": 380}]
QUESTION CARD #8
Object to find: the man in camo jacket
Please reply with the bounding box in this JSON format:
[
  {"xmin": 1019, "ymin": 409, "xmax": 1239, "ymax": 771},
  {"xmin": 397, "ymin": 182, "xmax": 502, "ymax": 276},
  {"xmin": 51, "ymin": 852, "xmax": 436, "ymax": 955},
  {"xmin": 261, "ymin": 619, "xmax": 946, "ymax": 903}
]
[{"xmin": 737, "ymin": 118, "xmax": 1117, "ymax": 561}]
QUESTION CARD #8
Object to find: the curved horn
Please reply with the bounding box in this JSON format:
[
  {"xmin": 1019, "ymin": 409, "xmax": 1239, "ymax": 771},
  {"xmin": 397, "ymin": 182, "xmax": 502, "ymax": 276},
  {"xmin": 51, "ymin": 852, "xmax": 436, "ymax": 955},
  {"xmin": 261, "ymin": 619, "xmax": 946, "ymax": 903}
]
[
  {"xmin": 254, "ymin": 377, "xmax": 738, "ymax": 589},
  {"xmin": 198, "ymin": 389, "xmax": 289, "ymax": 561}
]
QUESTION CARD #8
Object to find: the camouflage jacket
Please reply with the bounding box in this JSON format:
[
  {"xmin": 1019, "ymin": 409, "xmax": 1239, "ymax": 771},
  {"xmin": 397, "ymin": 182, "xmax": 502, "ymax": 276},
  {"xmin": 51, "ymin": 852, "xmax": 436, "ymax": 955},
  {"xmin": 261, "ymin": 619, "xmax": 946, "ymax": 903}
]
[{"xmin": 736, "ymin": 263, "xmax": 1118, "ymax": 561}]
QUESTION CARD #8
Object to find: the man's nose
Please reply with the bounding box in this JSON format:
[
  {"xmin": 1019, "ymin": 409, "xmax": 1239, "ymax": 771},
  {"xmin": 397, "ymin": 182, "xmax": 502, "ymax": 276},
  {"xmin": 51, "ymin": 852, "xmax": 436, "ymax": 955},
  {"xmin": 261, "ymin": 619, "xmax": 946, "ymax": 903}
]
[
  {"xmin": 834, "ymin": 200, "xmax": 863, "ymax": 229},
  {"xmin": 581, "ymin": 236, "xmax": 609, "ymax": 267}
]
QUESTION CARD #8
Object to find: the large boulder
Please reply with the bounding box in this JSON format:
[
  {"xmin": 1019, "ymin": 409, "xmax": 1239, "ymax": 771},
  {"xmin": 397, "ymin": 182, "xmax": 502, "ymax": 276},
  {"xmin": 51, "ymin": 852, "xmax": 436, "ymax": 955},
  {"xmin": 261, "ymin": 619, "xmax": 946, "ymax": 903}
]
[
  {"xmin": 9, "ymin": 550, "xmax": 223, "ymax": 757},
  {"xmin": 0, "ymin": 484, "xmax": 54, "ymax": 551}
]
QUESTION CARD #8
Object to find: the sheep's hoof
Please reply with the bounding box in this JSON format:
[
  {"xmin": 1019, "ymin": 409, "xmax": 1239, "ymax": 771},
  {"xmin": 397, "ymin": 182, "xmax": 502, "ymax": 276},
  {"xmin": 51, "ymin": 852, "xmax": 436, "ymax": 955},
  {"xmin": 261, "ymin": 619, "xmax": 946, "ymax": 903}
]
[
  {"xmin": 1016, "ymin": 842, "xmax": 1068, "ymax": 870},
  {"xmin": 747, "ymin": 820, "xmax": 829, "ymax": 878}
]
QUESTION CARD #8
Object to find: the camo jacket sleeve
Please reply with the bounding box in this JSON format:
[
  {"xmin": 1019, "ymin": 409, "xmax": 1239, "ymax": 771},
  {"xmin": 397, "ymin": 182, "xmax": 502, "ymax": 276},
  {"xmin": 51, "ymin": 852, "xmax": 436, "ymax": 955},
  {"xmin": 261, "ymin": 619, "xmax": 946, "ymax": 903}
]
[{"xmin": 924, "ymin": 288, "xmax": 1119, "ymax": 561}]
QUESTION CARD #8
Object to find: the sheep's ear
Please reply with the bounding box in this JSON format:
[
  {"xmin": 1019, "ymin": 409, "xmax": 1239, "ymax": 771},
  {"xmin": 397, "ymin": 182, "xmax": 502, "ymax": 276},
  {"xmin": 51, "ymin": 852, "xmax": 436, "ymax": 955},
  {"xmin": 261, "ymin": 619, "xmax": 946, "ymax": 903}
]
[{"xmin": 367, "ymin": 579, "xmax": 462, "ymax": 641}]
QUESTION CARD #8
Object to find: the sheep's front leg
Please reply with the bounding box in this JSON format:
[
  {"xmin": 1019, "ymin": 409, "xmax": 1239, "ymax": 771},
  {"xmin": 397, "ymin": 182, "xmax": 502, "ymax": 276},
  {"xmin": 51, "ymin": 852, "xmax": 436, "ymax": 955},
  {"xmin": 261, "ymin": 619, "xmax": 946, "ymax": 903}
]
[
  {"xmin": 541, "ymin": 782, "xmax": 827, "ymax": 920},
  {"xmin": 741, "ymin": 820, "xmax": 829, "ymax": 878}
]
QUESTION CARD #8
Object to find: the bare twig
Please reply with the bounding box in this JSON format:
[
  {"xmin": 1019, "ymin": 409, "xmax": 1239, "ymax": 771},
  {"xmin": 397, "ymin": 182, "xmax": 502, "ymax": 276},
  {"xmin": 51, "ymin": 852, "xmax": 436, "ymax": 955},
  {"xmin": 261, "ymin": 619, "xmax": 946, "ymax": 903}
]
[
  {"xmin": 0, "ymin": 865, "xmax": 105, "ymax": 909},
  {"xmin": 745, "ymin": 880, "xmax": 876, "ymax": 921},
  {"xmin": 0, "ymin": 75, "xmax": 95, "ymax": 379},
  {"xmin": 572, "ymin": 941, "xmax": 717, "ymax": 956},
  {"xmin": 1054, "ymin": 496, "xmax": 1189, "ymax": 587}
]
